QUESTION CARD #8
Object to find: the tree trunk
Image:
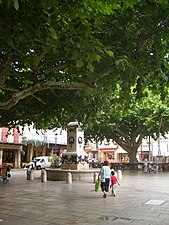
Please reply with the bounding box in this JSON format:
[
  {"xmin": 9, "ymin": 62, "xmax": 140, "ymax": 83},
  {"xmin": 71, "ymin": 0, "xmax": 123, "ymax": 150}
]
[
  {"xmin": 127, "ymin": 150, "xmax": 138, "ymax": 170},
  {"xmin": 128, "ymin": 150, "xmax": 138, "ymax": 164},
  {"xmin": 114, "ymin": 130, "xmax": 143, "ymax": 170}
]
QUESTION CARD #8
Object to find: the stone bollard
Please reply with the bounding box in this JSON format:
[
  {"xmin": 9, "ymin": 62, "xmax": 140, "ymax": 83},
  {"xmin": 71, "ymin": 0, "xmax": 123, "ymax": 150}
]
[
  {"xmin": 155, "ymin": 165, "xmax": 159, "ymax": 173},
  {"xmin": 66, "ymin": 172, "xmax": 72, "ymax": 184},
  {"xmin": 41, "ymin": 169, "xmax": 47, "ymax": 182},
  {"xmin": 94, "ymin": 172, "xmax": 98, "ymax": 183},
  {"xmin": 30, "ymin": 169, "xmax": 34, "ymax": 180},
  {"xmin": 144, "ymin": 165, "xmax": 148, "ymax": 173},
  {"xmin": 117, "ymin": 169, "xmax": 122, "ymax": 180}
]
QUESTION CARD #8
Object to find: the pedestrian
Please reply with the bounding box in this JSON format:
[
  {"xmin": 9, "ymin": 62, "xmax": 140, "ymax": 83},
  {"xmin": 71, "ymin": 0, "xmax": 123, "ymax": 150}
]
[
  {"xmin": 6, "ymin": 165, "xmax": 11, "ymax": 178},
  {"xmin": 99, "ymin": 160, "xmax": 111, "ymax": 198},
  {"xmin": 111, "ymin": 168, "xmax": 117, "ymax": 178},
  {"xmin": 110, "ymin": 170, "xmax": 120, "ymax": 196},
  {"xmin": 26, "ymin": 164, "xmax": 32, "ymax": 175}
]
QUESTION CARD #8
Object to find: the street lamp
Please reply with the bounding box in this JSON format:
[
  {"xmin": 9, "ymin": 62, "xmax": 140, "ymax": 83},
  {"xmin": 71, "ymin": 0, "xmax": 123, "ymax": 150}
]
[
  {"xmin": 96, "ymin": 140, "xmax": 100, "ymax": 162},
  {"xmin": 55, "ymin": 133, "xmax": 58, "ymax": 153},
  {"xmin": 158, "ymin": 137, "xmax": 161, "ymax": 156},
  {"xmin": 148, "ymin": 135, "xmax": 151, "ymax": 162}
]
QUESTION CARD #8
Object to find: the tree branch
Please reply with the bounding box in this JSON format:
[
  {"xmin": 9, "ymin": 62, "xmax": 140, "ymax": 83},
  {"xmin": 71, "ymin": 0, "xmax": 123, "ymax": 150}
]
[
  {"xmin": 95, "ymin": 68, "xmax": 113, "ymax": 82},
  {"xmin": 115, "ymin": 128, "xmax": 143, "ymax": 152},
  {"xmin": 0, "ymin": 81, "xmax": 96, "ymax": 110},
  {"xmin": 114, "ymin": 136, "xmax": 130, "ymax": 152},
  {"xmin": 116, "ymin": 128, "xmax": 128, "ymax": 140},
  {"xmin": 136, "ymin": 34, "xmax": 154, "ymax": 52},
  {"xmin": 32, "ymin": 95, "xmax": 46, "ymax": 105}
]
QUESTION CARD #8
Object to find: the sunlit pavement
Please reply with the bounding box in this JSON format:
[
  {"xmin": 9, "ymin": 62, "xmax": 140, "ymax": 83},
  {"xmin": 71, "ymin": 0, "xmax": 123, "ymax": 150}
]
[{"xmin": 0, "ymin": 169, "xmax": 169, "ymax": 225}]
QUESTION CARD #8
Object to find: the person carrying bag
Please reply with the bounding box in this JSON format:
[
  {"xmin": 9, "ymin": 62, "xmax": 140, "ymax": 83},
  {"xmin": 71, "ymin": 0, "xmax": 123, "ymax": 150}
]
[{"xmin": 98, "ymin": 160, "xmax": 111, "ymax": 198}]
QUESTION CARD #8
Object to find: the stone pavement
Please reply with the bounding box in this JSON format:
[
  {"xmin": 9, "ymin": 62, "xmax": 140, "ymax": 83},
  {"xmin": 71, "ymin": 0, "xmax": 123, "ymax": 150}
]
[{"xmin": 0, "ymin": 169, "xmax": 169, "ymax": 225}]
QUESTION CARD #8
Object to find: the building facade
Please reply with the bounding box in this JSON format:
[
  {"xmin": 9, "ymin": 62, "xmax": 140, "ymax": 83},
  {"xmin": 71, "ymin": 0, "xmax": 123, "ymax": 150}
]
[
  {"xmin": 0, "ymin": 126, "xmax": 67, "ymax": 168},
  {"xmin": 2, "ymin": 124, "xmax": 169, "ymax": 168},
  {"xmin": 84, "ymin": 139, "xmax": 128, "ymax": 164},
  {"xmin": 0, "ymin": 127, "xmax": 23, "ymax": 168}
]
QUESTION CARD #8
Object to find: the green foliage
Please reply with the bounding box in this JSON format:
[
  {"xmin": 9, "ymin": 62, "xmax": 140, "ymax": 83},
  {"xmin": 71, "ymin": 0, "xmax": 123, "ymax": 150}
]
[
  {"xmin": 0, "ymin": 0, "xmax": 169, "ymax": 137},
  {"xmin": 83, "ymin": 84, "xmax": 169, "ymax": 163},
  {"xmin": 48, "ymin": 154, "xmax": 60, "ymax": 168}
]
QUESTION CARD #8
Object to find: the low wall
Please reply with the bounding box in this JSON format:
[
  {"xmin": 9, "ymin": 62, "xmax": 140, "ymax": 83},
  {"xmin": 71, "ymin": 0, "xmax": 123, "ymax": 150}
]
[{"xmin": 46, "ymin": 168, "xmax": 100, "ymax": 182}]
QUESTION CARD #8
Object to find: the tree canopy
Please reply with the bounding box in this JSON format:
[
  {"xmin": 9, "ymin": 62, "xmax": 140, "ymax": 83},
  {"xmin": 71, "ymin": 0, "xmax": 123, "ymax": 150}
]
[
  {"xmin": 83, "ymin": 84, "xmax": 169, "ymax": 163},
  {"xmin": 0, "ymin": 0, "xmax": 169, "ymax": 132}
]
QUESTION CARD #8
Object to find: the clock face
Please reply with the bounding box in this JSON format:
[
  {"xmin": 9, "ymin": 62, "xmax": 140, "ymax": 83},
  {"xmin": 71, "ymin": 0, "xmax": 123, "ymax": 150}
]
[
  {"xmin": 68, "ymin": 136, "xmax": 75, "ymax": 144},
  {"xmin": 78, "ymin": 137, "xmax": 82, "ymax": 144}
]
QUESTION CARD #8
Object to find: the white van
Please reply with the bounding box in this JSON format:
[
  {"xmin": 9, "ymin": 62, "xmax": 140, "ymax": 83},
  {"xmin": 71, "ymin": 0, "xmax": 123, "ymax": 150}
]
[
  {"xmin": 35, "ymin": 156, "xmax": 52, "ymax": 170},
  {"xmin": 26, "ymin": 156, "xmax": 52, "ymax": 170}
]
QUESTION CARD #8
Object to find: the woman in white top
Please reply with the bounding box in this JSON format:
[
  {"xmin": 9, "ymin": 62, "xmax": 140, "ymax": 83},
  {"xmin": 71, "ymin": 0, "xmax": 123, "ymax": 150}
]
[{"xmin": 99, "ymin": 160, "xmax": 111, "ymax": 198}]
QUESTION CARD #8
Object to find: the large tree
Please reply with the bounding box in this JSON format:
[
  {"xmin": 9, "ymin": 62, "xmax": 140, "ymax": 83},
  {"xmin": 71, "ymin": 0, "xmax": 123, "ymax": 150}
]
[
  {"xmin": 84, "ymin": 84, "xmax": 169, "ymax": 164},
  {"xmin": 0, "ymin": 0, "xmax": 169, "ymax": 130}
]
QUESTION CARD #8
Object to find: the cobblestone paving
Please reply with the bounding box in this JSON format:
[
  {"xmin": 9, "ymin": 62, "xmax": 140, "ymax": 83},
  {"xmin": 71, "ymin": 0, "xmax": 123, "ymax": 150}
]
[{"xmin": 0, "ymin": 169, "xmax": 169, "ymax": 225}]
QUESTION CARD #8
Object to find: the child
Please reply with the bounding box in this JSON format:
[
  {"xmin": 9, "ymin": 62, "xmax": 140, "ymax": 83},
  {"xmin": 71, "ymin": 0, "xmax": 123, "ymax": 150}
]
[
  {"xmin": 111, "ymin": 168, "xmax": 117, "ymax": 178},
  {"xmin": 110, "ymin": 170, "xmax": 120, "ymax": 196}
]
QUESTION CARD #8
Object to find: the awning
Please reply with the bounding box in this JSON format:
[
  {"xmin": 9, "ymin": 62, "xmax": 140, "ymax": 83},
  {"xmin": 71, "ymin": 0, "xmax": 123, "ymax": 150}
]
[{"xmin": 116, "ymin": 149, "xmax": 127, "ymax": 154}]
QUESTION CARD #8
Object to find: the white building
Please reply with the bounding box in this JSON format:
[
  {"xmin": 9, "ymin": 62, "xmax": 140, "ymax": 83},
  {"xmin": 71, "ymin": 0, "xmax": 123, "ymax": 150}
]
[{"xmin": 138, "ymin": 135, "xmax": 169, "ymax": 162}]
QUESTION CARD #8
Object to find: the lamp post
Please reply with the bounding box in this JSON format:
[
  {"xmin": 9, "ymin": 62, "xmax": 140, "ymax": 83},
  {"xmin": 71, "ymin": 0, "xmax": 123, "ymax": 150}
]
[
  {"xmin": 158, "ymin": 137, "xmax": 161, "ymax": 156},
  {"xmin": 55, "ymin": 133, "xmax": 58, "ymax": 154},
  {"xmin": 148, "ymin": 135, "xmax": 151, "ymax": 162},
  {"xmin": 96, "ymin": 140, "xmax": 100, "ymax": 162},
  {"xmin": 141, "ymin": 142, "xmax": 143, "ymax": 160}
]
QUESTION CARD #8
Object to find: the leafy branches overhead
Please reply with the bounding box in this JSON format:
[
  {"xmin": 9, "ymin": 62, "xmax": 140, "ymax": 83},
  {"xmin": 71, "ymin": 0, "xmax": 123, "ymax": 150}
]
[
  {"xmin": 83, "ymin": 86, "xmax": 169, "ymax": 163},
  {"xmin": 0, "ymin": 0, "xmax": 169, "ymax": 128}
]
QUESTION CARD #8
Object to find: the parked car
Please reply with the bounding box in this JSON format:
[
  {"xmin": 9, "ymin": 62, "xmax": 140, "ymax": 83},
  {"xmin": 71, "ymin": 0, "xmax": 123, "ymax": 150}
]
[{"xmin": 26, "ymin": 156, "xmax": 52, "ymax": 170}]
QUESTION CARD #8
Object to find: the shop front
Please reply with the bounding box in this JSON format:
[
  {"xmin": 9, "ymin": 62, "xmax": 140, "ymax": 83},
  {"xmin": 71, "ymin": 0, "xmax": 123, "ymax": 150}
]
[
  {"xmin": 100, "ymin": 147, "xmax": 118, "ymax": 163},
  {"xmin": 0, "ymin": 143, "xmax": 23, "ymax": 168}
]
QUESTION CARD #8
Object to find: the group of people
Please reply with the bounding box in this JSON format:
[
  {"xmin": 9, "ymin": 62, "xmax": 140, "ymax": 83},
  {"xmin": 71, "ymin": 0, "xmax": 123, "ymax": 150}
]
[{"xmin": 99, "ymin": 160, "xmax": 120, "ymax": 198}]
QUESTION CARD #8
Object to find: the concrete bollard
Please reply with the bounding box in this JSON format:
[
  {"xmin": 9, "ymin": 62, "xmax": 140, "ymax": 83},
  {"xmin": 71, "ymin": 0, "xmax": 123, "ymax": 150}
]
[
  {"xmin": 155, "ymin": 165, "xmax": 159, "ymax": 173},
  {"xmin": 30, "ymin": 170, "xmax": 34, "ymax": 180},
  {"xmin": 94, "ymin": 172, "xmax": 98, "ymax": 183},
  {"xmin": 117, "ymin": 169, "xmax": 122, "ymax": 180},
  {"xmin": 66, "ymin": 172, "xmax": 72, "ymax": 184},
  {"xmin": 144, "ymin": 165, "xmax": 148, "ymax": 173},
  {"xmin": 41, "ymin": 169, "xmax": 47, "ymax": 182}
]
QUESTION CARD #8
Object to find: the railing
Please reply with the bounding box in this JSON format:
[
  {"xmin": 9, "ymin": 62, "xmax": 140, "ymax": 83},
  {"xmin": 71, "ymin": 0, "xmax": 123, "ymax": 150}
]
[{"xmin": 110, "ymin": 162, "xmax": 169, "ymax": 172}]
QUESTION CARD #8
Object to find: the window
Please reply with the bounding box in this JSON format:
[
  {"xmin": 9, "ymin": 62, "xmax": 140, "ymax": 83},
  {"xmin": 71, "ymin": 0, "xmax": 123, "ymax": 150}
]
[{"xmin": 108, "ymin": 152, "xmax": 115, "ymax": 159}]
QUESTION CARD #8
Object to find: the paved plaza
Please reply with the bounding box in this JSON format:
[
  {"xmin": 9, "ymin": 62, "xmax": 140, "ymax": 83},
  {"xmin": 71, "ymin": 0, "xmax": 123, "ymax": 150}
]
[{"xmin": 0, "ymin": 169, "xmax": 169, "ymax": 225}]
